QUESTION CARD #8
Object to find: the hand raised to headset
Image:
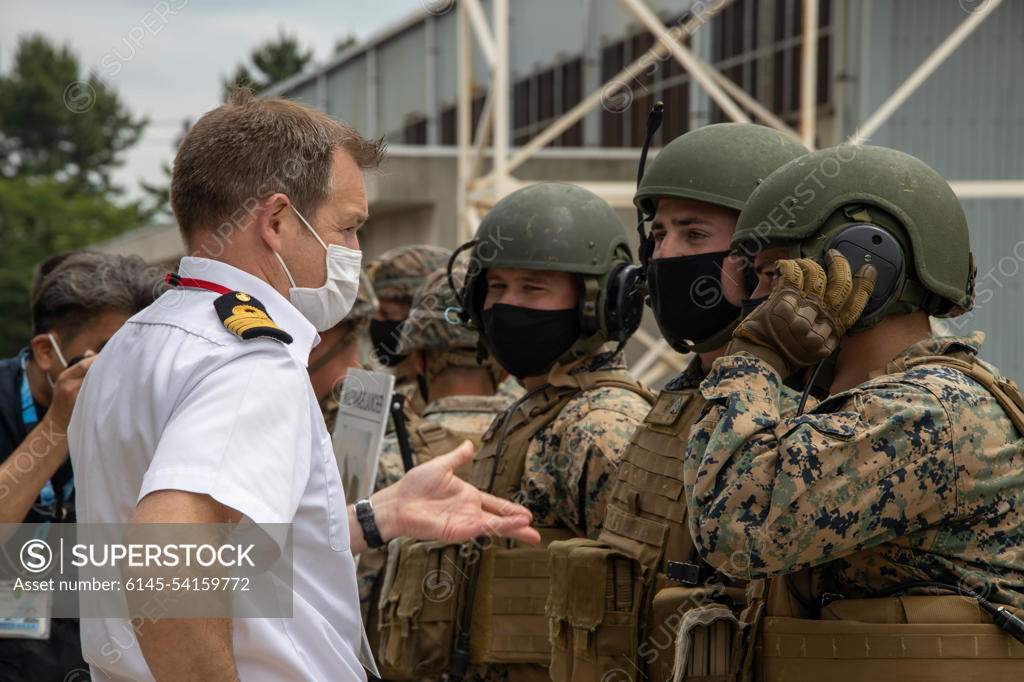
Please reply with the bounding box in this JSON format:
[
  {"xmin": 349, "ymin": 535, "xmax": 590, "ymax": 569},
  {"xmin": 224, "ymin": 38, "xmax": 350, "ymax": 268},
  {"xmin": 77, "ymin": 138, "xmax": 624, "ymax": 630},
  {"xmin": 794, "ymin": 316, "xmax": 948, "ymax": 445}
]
[{"xmin": 726, "ymin": 249, "xmax": 877, "ymax": 376}]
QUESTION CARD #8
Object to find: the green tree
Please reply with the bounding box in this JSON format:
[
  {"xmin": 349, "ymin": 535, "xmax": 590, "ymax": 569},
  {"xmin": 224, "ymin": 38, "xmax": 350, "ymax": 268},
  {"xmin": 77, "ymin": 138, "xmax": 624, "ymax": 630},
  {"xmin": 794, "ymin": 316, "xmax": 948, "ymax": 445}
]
[
  {"xmin": 0, "ymin": 176, "xmax": 148, "ymax": 356},
  {"xmin": 0, "ymin": 34, "xmax": 149, "ymax": 356},
  {"xmin": 334, "ymin": 35, "xmax": 358, "ymax": 54},
  {"xmin": 140, "ymin": 117, "xmax": 192, "ymax": 219},
  {"xmin": 0, "ymin": 34, "xmax": 147, "ymax": 195},
  {"xmin": 222, "ymin": 29, "xmax": 313, "ymax": 100}
]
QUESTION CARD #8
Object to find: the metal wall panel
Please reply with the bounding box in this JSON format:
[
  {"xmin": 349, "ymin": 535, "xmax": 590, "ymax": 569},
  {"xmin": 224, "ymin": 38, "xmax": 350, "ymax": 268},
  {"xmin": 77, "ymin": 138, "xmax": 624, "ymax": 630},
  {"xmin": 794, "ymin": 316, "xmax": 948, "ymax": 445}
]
[
  {"xmin": 378, "ymin": 24, "xmax": 429, "ymax": 137},
  {"xmin": 283, "ymin": 79, "xmax": 319, "ymax": 107},
  {"xmin": 435, "ymin": 9, "xmax": 459, "ymax": 107},
  {"xmin": 846, "ymin": 0, "xmax": 1024, "ymax": 383},
  {"xmin": 325, "ymin": 55, "xmax": 367, "ymax": 130}
]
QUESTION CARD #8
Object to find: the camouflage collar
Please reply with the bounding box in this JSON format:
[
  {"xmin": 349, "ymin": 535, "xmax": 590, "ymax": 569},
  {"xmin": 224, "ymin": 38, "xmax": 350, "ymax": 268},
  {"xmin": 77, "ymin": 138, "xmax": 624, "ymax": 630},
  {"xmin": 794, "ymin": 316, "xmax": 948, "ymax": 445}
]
[
  {"xmin": 566, "ymin": 349, "xmax": 628, "ymax": 376},
  {"xmin": 891, "ymin": 331, "xmax": 984, "ymax": 366},
  {"xmin": 664, "ymin": 355, "xmax": 706, "ymax": 391},
  {"xmin": 423, "ymin": 394, "xmax": 509, "ymax": 416},
  {"xmin": 532, "ymin": 349, "xmax": 628, "ymax": 391}
]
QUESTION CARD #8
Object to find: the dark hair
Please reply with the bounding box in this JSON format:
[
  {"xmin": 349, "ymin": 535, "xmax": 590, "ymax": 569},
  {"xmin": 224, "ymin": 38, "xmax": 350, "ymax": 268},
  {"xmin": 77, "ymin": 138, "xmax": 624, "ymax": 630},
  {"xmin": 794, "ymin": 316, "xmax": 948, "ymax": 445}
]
[
  {"xmin": 171, "ymin": 88, "xmax": 386, "ymax": 244},
  {"xmin": 31, "ymin": 250, "xmax": 168, "ymax": 342}
]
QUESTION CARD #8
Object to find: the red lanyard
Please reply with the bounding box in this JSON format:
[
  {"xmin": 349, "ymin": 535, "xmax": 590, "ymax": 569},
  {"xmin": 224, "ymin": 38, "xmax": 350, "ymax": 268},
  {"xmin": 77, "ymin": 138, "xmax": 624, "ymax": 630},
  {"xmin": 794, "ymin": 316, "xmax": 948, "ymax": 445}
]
[{"xmin": 165, "ymin": 273, "xmax": 232, "ymax": 294}]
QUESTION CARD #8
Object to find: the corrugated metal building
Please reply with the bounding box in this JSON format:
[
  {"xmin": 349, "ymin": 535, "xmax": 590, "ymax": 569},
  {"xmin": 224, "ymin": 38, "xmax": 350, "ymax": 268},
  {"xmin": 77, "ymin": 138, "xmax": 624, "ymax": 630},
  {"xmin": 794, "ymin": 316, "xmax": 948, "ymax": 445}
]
[{"xmin": 101, "ymin": 0, "xmax": 1024, "ymax": 382}]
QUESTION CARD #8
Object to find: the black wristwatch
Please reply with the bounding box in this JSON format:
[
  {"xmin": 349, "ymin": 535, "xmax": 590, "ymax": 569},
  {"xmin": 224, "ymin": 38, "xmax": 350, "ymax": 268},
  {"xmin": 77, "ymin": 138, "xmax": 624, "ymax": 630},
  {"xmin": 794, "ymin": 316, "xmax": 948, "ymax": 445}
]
[{"xmin": 355, "ymin": 498, "xmax": 384, "ymax": 548}]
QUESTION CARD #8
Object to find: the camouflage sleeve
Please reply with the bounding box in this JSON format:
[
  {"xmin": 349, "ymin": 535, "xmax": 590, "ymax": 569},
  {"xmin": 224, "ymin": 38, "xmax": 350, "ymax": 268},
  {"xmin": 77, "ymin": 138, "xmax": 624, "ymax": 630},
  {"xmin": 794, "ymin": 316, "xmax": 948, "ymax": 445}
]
[
  {"xmin": 524, "ymin": 401, "xmax": 646, "ymax": 538},
  {"xmin": 375, "ymin": 434, "xmax": 406, "ymax": 492},
  {"xmin": 685, "ymin": 352, "xmax": 955, "ymax": 579}
]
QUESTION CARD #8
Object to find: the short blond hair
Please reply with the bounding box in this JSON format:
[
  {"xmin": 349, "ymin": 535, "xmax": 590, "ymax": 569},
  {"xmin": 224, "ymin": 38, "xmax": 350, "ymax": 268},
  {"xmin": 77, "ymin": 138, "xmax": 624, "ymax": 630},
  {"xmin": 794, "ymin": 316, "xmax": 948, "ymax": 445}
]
[{"xmin": 171, "ymin": 88, "xmax": 384, "ymax": 242}]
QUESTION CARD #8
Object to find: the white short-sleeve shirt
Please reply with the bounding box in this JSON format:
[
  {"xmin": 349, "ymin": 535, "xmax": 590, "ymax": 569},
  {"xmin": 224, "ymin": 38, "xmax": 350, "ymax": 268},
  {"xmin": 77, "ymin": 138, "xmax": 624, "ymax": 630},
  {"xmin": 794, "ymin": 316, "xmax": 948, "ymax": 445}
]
[{"xmin": 69, "ymin": 257, "xmax": 369, "ymax": 681}]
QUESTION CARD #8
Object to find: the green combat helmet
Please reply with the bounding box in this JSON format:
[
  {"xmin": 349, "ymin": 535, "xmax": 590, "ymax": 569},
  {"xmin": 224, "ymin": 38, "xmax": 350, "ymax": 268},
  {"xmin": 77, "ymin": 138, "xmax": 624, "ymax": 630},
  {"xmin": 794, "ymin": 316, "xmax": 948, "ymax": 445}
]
[
  {"xmin": 369, "ymin": 245, "xmax": 453, "ymax": 303},
  {"xmin": 460, "ymin": 182, "xmax": 643, "ymax": 371},
  {"xmin": 632, "ymin": 123, "xmax": 808, "ymax": 352},
  {"xmin": 396, "ymin": 266, "xmax": 503, "ymax": 388},
  {"xmin": 731, "ymin": 144, "xmax": 975, "ymax": 328},
  {"xmin": 635, "ymin": 122, "xmax": 810, "ymax": 217}
]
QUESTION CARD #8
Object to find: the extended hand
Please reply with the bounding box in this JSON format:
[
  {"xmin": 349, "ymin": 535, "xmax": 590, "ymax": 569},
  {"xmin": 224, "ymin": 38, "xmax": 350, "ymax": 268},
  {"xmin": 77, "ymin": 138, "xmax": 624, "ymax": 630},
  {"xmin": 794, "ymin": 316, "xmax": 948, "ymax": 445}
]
[
  {"xmin": 728, "ymin": 249, "xmax": 877, "ymax": 376},
  {"xmin": 371, "ymin": 441, "xmax": 540, "ymax": 546}
]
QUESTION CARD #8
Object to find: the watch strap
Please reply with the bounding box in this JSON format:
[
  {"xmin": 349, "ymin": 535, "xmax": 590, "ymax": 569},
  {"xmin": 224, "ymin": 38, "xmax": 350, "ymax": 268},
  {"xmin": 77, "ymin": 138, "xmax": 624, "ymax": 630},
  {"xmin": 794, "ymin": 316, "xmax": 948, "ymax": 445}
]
[{"xmin": 355, "ymin": 498, "xmax": 384, "ymax": 548}]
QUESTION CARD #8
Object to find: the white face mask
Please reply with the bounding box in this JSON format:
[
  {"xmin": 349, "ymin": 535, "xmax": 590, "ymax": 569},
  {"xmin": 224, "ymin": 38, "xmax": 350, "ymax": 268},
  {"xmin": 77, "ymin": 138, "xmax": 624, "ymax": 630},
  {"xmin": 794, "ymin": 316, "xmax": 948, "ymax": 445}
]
[
  {"xmin": 273, "ymin": 206, "xmax": 362, "ymax": 332},
  {"xmin": 45, "ymin": 332, "xmax": 69, "ymax": 389}
]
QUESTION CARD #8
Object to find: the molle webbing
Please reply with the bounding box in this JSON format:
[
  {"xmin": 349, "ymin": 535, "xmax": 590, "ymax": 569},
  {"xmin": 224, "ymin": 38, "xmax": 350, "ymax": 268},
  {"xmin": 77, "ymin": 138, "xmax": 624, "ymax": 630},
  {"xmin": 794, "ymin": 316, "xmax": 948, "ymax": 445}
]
[
  {"xmin": 755, "ymin": 597, "xmax": 1024, "ymax": 682},
  {"xmin": 600, "ymin": 388, "xmax": 708, "ymax": 572},
  {"xmin": 468, "ymin": 528, "xmax": 577, "ymax": 666}
]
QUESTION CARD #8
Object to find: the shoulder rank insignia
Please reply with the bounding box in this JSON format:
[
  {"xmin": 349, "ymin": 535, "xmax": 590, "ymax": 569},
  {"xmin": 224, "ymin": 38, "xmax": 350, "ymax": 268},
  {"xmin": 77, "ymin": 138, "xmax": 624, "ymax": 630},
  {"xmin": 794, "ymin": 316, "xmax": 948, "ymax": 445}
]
[{"xmin": 213, "ymin": 291, "xmax": 293, "ymax": 344}]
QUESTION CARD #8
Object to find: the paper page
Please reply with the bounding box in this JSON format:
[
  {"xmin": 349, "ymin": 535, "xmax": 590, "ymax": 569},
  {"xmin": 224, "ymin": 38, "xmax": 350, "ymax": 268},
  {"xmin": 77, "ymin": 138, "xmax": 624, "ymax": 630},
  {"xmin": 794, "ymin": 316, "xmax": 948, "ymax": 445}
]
[{"xmin": 331, "ymin": 369, "xmax": 395, "ymax": 503}]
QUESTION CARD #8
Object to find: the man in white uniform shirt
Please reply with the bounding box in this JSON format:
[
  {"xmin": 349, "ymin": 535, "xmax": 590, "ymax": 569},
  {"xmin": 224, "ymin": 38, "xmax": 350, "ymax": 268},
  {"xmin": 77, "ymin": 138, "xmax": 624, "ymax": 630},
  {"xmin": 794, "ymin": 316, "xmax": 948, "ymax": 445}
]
[{"xmin": 68, "ymin": 90, "xmax": 538, "ymax": 681}]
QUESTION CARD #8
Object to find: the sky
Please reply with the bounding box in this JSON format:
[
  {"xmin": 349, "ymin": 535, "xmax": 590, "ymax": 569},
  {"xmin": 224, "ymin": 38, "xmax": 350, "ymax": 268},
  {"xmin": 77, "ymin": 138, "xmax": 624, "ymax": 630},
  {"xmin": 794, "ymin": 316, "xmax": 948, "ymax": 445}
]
[{"xmin": 0, "ymin": 0, "xmax": 426, "ymax": 201}]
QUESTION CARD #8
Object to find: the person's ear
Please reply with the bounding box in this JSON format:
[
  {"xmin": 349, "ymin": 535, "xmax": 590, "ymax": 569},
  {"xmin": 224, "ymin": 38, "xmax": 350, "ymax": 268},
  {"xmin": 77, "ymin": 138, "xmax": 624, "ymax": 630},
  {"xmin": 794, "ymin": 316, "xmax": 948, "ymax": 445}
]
[
  {"xmin": 257, "ymin": 193, "xmax": 293, "ymax": 254},
  {"xmin": 29, "ymin": 333, "xmax": 57, "ymax": 373}
]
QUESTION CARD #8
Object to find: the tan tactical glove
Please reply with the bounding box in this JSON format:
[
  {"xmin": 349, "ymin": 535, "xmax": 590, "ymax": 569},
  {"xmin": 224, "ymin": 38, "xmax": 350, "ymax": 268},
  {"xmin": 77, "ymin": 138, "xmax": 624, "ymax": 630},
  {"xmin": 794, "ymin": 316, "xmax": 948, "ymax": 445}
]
[{"xmin": 727, "ymin": 249, "xmax": 878, "ymax": 376}]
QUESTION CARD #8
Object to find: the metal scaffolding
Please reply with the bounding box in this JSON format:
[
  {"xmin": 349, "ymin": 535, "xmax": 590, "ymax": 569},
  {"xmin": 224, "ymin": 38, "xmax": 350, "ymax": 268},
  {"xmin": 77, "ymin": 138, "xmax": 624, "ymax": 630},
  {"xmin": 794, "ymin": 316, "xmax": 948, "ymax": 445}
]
[{"xmin": 454, "ymin": 0, "xmax": 1017, "ymax": 385}]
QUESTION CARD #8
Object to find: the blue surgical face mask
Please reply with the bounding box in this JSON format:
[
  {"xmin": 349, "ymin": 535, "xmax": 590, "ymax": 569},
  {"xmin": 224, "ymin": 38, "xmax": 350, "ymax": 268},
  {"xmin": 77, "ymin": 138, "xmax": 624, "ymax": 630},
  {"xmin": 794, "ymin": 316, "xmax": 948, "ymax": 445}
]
[{"xmin": 273, "ymin": 206, "xmax": 363, "ymax": 332}]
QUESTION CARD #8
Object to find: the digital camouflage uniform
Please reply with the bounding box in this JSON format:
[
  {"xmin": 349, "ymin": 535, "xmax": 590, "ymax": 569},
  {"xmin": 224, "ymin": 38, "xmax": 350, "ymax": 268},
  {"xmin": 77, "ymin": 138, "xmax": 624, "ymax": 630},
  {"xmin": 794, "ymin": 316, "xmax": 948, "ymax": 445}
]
[
  {"xmin": 674, "ymin": 145, "xmax": 1024, "ymax": 681},
  {"xmin": 373, "ymin": 183, "xmax": 654, "ymax": 681},
  {"xmin": 465, "ymin": 350, "xmax": 652, "ymax": 682},
  {"xmin": 509, "ymin": 351, "xmax": 652, "ymax": 538},
  {"xmin": 318, "ymin": 271, "xmax": 378, "ymax": 433},
  {"xmin": 544, "ymin": 124, "xmax": 811, "ymax": 682},
  {"xmin": 687, "ymin": 331, "xmax": 1024, "ymax": 608},
  {"xmin": 495, "ymin": 375, "xmax": 525, "ymax": 403}
]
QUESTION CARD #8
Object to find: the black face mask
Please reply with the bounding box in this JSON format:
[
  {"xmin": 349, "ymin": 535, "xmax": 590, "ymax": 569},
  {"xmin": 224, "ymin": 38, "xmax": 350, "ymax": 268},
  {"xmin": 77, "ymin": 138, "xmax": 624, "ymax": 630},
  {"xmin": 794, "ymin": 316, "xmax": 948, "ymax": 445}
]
[
  {"xmin": 370, "ymin": 319, "xmax": 407, "ymax": 367},
  {"xmin": 740, "ymin": 296, "xmax": 769, "ymax": 319},
  {"xmin": 482, "ymin": 304, "xmax": 580, "ymax": 379},
  {"xmin": 647, "ymin": 250, "xmax": 742, "ymax": 346}
]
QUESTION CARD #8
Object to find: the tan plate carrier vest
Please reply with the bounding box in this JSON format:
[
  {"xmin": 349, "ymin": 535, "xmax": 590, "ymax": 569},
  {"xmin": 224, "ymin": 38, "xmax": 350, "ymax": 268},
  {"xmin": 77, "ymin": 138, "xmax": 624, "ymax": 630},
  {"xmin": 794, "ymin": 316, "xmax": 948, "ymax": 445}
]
[
  {"xmin": 667, "ymin": 350, "xmax": 1024, "ymax": 682},
  {"xmin": 366, "ymin": 403, "xmax": 492, "ymax": 680},
  {"xmin": 375, "ymin": 368, "xmax": 653, "ymax": 679},
  {"xmin": 548, "ymin": 386, "xmax": 747, "ymax": 682}
]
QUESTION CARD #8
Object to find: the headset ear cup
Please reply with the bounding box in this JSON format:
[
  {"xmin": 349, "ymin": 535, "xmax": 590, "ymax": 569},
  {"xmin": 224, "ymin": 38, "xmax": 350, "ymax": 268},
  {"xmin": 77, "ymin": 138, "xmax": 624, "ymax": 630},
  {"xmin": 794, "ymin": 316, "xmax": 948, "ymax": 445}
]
[
  {"xmin": 605, "ymin": 263, "xmax": 645, "ymax": 343},
  {"xmin": 821, "ymin": 223, "xmax": 905, "ymax": 323}
]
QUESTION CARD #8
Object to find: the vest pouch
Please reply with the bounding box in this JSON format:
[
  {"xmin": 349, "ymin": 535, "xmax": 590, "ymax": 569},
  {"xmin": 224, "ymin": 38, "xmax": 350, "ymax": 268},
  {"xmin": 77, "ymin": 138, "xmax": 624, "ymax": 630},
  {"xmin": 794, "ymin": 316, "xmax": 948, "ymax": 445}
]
[
  {"xmin": 547, "ymin": 538, "xmax": 644, "ymax": 681},
  {"xmin": 468, "ymin": 541, "xmax": 556, "ymax": 665},
  {"xmin": 376, "ymin": 538, "xmax": 467, "ymax": 676},
  {"xmin": 670, "ymin": 602, "xmax": 741, "ymax": 682}
]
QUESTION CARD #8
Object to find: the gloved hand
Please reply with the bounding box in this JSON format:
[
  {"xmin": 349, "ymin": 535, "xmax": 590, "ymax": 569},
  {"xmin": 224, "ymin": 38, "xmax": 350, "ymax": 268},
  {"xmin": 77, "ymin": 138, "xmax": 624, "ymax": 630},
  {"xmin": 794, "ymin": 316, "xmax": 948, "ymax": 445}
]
[{"xmin": 726, "ymin": 249, "xmax": 877, "ymax": 376}]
